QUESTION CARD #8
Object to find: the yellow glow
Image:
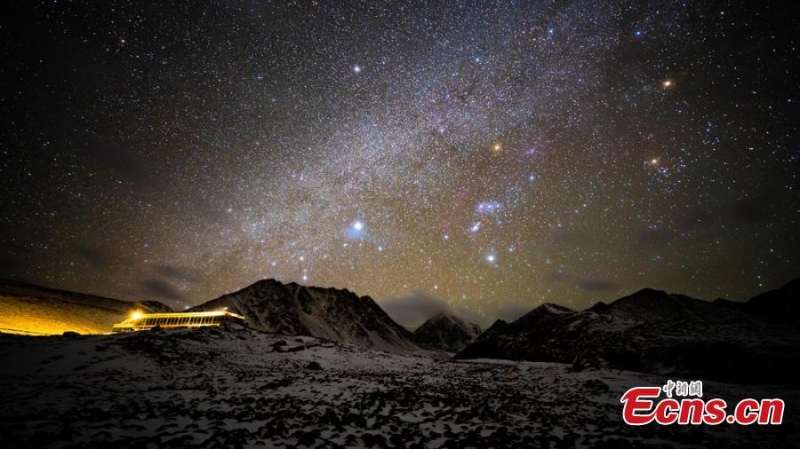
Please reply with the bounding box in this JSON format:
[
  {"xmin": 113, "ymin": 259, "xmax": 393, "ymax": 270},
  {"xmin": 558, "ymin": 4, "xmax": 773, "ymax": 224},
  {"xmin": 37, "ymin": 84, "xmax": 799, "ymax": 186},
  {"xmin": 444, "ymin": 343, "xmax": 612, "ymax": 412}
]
[
  {"xmin": 111, "ymin": 311, "xmax": 247, "ymax": 333},
  {"xmin": 492, "ymin": 143, "xmax": 502, "ymax": 152},
  {"xmin": 0, "ymin": 296, "xmax": 129, "ymax": 335},
  {"xmin": 662, "ymin": 79, "xmax": 673, "ymax": 88},
  {"xmin": 131, "ymin": 311, "xmax": 143, "ymax": 320}
]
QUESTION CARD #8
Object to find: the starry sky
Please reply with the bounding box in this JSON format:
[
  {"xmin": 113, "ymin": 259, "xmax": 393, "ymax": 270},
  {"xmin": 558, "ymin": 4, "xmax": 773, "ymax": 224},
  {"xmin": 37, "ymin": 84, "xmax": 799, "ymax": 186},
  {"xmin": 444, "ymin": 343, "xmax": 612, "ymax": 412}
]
[{"xmin": 1, "ymin": 1, "xmax": 798, "ymax": 323}]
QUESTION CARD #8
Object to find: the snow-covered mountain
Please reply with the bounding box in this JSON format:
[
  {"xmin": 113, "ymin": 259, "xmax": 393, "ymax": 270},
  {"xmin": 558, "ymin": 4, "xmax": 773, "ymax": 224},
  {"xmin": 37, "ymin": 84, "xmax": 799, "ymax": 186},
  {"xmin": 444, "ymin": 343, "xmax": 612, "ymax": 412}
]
[
  {"xmin": 0, "ymin": 279, "xmax": 171, "ymax": 335},
  {"xmin": 456, "ymin": 280, "xmax": 800, "ymax": 385},
  {"xmin": 412, "ymin": 312, "xmax": 482, "ymax": 352},
  {"xmin": 190, "ymin": 279, "xmax": 419, "ymax": 352}
]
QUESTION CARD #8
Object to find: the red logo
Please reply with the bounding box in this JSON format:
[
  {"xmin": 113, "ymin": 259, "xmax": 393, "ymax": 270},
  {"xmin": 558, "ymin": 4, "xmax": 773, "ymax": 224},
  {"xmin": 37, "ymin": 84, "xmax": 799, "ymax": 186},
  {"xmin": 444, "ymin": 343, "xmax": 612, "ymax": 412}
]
[{"xmin": 621, "ymin": 381, "xmax": 784, "ymax": 425}]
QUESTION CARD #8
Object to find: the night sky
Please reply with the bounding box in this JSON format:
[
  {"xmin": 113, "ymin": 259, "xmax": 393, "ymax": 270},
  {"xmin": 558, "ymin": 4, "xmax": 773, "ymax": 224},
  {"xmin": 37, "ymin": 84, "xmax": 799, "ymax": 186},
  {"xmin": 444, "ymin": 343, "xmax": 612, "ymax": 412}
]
[{"xmin": 1, "ymin": 1, "xmax": 798, "ymax": 321}]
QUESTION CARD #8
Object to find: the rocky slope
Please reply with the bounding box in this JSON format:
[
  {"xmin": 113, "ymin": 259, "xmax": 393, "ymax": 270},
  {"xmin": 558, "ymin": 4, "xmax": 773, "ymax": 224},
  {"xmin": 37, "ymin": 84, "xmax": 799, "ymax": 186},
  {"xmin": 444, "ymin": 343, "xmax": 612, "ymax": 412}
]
[
  {"xmin": 190, "ymin": 279, "xmax": 419, "ymax": 352},
  {"xmin": 456, "ymin": 279, "xmax": 800, "ymax": 385},
  {"xmin": 412, "ymin": 312, "xmax": 481, "ymax": 352},
  {"xmin": 718, "ymin": 277, "xmax": 800, "ymax": 329}
]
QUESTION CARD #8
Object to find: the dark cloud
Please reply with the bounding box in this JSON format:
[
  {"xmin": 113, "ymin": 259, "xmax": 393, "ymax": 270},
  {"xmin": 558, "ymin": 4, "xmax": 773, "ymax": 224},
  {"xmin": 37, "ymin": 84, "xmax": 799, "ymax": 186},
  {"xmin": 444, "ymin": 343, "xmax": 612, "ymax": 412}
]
[
  {"xmin": 576, "ymin": 279, "xmax": 619, "ymax": 293},
  {"xmin": 544, "ymin": 269, "xmax": 571, "ymax": 284},
  {"xmin": 140, "ymin": 279, "xmax": 184, "ymax": 301},
  {"xmin": 378, "ymin": 292, "xmax": 452, "ymax": 328},
  {"xmin": 74, "ymin": 246, "xmax": 111, "ymax": 269},
  {"xmin": 155, "ymin": 264, "xmax": 203, "ymax": 284},
  {"xmin": 378, "ymin": 292, "xmax": 526, "ymax": 329}
]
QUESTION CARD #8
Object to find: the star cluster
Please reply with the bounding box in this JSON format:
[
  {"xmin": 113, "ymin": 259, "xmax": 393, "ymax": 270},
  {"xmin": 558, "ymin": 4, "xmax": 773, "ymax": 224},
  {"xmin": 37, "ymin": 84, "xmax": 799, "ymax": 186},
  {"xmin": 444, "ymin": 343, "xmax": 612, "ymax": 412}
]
[{"xmin": 1, "ymin": 1, "xmax": 798, "ymax": 320}]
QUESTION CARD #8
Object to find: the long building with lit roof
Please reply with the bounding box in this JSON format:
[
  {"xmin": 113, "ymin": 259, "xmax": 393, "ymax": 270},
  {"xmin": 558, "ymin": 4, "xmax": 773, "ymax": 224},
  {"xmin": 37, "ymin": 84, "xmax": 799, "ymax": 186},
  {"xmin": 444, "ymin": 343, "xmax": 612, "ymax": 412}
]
[{"xmin": 111, "ymin": 310, "xmax": 246, "ymax": 333}]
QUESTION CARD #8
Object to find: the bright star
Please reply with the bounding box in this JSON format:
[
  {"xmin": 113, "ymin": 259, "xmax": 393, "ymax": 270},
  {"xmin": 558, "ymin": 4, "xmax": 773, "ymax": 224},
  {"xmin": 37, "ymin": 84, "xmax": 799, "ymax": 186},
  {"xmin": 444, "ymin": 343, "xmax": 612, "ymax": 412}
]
[{"xmin": 346, "ymin": 220, "xmax": 367, "ymax": 239}]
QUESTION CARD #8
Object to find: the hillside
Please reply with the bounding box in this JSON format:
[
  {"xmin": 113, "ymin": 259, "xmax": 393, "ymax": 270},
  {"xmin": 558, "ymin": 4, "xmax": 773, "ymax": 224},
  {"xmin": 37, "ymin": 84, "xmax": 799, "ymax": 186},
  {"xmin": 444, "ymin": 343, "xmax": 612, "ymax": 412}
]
[
  {"xmin": 190, "ymin": 279, "xmax": 419, "ymax": 352},
  {"xmin": 412, "ymin": 312, "xmax": 482, "ymax": 352},
  {"xmin": 456, "ymin": 279, "xmax": 800, "ymax": 385},
  {"xmin": 0, "ymin": 279, "xmax": 171, "ymax": 335}
]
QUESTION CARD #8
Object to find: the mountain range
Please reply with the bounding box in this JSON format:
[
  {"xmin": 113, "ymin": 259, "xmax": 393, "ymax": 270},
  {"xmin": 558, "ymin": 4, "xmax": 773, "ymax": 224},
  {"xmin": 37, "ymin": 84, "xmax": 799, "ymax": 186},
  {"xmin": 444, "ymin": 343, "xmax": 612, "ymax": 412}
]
[
  {"xmin": 2, "ymin": 275, "xmax": 798, "ymax": 385},
  {"xmin": 455, "ymin": 279, "xmax": 800, "ymax": 385}
]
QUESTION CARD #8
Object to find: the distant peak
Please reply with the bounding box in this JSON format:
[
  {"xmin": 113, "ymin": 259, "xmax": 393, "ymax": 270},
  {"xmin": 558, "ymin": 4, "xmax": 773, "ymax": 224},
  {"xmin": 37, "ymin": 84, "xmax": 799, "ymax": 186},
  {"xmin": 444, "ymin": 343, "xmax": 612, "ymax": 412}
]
[
  {"xmin": 523, "ymin": 302, "xmax": 574, "ymax": 317},
  {"xmin": 629, "ymin": 287, "xmax": 668, "ymax": 297},
  {"xmin": 586, "ymin": 301, "xmax": 609, "ymax": 313},
  {"xmin": 542, "ymin": 303, "xmax": 574, "ymax": 312},
  {"xmin": 250, "ymin": 278, "xmax": 283, "ymax": 287},
  {"xmin": 432, "ymin": 310, "xmax": 456, "ymax": 320}
]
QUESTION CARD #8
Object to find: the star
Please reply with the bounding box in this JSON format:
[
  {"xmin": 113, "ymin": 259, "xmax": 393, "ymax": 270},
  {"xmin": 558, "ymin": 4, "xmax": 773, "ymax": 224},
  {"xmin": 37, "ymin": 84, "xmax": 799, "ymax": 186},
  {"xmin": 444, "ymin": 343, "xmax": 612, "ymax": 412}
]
[
  {"xmin": 346, "ymin": 220, "xmax": 367, "ymax": 239},
  {"xmin": 1, "ymin": 0, "xmax": 794, "ymax": 322}
]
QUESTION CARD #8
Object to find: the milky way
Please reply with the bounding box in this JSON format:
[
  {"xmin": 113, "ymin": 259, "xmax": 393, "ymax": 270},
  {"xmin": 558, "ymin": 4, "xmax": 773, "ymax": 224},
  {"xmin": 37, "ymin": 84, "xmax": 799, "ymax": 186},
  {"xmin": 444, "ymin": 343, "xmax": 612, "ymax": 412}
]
[{"xmin": 1, "ymin": 1, "xmax": 798, "ymax": 320}]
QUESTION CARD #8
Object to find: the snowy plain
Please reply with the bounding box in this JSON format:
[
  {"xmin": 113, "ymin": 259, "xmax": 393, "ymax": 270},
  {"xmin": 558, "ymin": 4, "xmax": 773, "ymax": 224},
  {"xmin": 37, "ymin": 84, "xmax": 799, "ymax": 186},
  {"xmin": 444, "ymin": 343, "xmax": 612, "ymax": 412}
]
[{"xmin": 0, "ymin": 325, "xmax": 798, "ymax": 448}]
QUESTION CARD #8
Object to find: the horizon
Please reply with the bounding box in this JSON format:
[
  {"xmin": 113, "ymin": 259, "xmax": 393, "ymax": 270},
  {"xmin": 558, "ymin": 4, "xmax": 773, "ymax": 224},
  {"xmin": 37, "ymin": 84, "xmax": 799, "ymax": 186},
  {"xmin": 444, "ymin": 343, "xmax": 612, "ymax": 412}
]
[
  {"xmin": 2, "ymin": 2, "xmax": 798, "ymax": 322},
  {"xmin": 2, "ymin": 274, "xmax": 794, "ymax": 329}
]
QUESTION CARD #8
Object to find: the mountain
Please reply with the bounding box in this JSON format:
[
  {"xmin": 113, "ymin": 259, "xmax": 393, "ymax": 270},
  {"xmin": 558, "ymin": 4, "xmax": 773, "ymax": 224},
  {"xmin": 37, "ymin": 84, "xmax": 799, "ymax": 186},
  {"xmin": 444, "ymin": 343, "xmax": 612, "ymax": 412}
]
[
  {"xmin": 0, "ymin": 279, "xmax": 171, "ymax": 335},
  {"xmin": 189, "ymin": 279, "xmax": 419, "ymax": 352},
  {"xmin": 739, "ymin": 277, "xmax": 800, "ymax": 328},
  {"xmin": 412, "ymin": 312, "xmax": 481, "ymax": 352},
  {"xmin": 456, "ymin": 280, "xmax": 800, "ymax": 385},
  {"xmin": 456, "ymin": 303, "xmax": 630, "ymax": 364}
]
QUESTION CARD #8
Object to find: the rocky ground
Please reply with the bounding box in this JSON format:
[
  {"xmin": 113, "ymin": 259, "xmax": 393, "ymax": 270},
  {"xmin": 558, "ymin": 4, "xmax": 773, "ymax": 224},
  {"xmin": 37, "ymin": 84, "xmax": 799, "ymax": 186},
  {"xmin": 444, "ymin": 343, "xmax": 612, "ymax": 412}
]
[{"xmin": 0, "ymin": 325, "xmax": 798, "ymax": 448}]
